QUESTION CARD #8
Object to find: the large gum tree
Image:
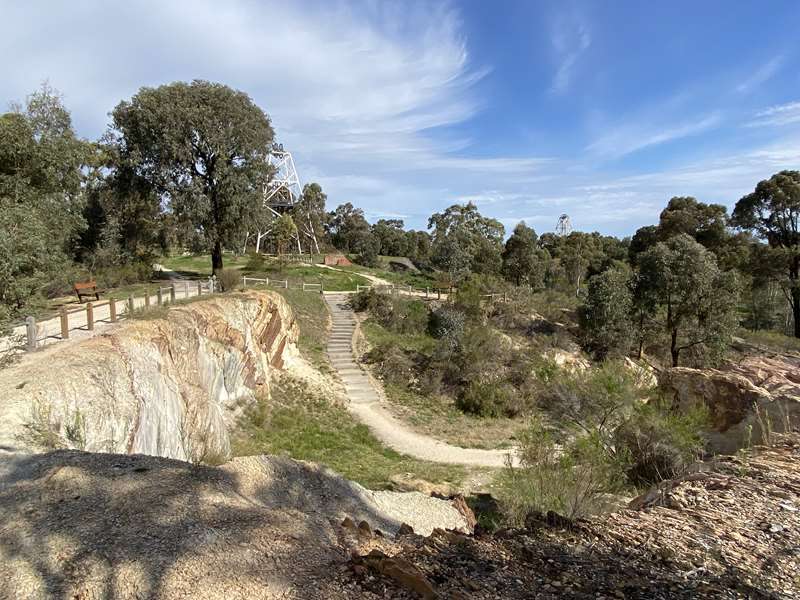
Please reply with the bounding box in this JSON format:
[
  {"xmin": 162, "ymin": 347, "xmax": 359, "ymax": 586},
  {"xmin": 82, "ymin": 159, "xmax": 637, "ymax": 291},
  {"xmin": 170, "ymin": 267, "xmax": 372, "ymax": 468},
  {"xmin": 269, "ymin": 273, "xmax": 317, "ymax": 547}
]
[
  {"xmin": 110, "ymin": 80, "xmax": 273, "ymax": 274},
  {"xmin": 733, "ymin": 170, "xmax": 800, "ymax": 337}
]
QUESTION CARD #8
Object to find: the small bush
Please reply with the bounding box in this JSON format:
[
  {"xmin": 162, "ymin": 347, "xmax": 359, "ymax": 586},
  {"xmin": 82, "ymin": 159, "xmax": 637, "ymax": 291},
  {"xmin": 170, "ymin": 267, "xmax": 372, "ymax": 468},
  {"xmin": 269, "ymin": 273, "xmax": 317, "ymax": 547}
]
[
  {"xmin": 456, "ymin": 381, "xmax": 516, "ymax": 418},
  {"xmin": 94, "ymin": 261, "xmax": 154, "ymax": 290},
  {"xmin": 217, "ymin": 268, "xmax": 241, "ymax": 292},
  {"xmin": 428, "ymin": 306, "xmax": 466, "ymax": 340},
  {"xmin": 244, "ymin": 252, "xmax": 267, "ymax": 272},
  {"xmin": 351, "ymin": 290, "xmax": 428, "ymax": 334},
  {"xmin": 498, "ymin": 417, "xmax": 624, "ymax": 524},
  {"xmin": 364, "ymin": 341, "xmax": 416, "ymax": 386}
]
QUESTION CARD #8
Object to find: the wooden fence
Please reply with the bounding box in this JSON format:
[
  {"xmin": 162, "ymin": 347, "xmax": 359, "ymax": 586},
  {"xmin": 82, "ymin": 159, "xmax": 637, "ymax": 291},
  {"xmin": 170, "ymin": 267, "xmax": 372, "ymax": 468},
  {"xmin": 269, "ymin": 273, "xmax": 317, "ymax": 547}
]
[{"xmin": 16, "ymin": 278, "xmax": 217, "ymax": 352}]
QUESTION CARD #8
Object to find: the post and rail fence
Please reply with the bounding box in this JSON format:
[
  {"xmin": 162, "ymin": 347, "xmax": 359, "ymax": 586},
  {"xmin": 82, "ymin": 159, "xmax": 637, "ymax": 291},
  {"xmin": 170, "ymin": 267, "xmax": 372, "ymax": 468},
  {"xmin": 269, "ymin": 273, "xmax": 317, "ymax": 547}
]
[
  {"xmin": 10, "ymin": 273, "xmax": 506, "ymax": 355},
  {"xmin": 12, "ymin": 277, "xmax": 218, "ymax": 352}
]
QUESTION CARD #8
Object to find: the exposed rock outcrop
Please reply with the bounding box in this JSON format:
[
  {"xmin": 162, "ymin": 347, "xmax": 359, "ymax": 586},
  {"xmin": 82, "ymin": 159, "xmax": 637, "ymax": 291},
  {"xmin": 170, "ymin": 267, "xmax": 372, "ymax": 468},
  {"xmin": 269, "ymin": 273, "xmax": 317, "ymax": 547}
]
[
  {"xmin": 0, "ymin": 291, "xmax": 298, "ymax": 461},
  {"xmin": 659, "ymin": 355, "xmax": 800, "ymax": 453},
  {"xmin": 342, "ymin": 437, "xmax": 800, "ymax": 599}
]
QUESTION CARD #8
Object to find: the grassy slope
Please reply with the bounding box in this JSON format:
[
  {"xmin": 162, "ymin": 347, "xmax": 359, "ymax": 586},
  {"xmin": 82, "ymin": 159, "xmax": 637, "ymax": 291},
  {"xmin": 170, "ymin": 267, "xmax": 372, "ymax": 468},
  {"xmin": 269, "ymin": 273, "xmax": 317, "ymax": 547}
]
[
  {"xmin": 231, "ymin": 377, "xmax": 465, "ymax": 490},
  {"xmin": 360, "ymin": 318, "xmax": 524, "ymax": 450},
  {"xmin": 230, "ymin": 287, "xmax": 467, "ymax": 490},
  {"xmin": 162, "ymin": 253, "xmax": 371, "ymax": 291}
]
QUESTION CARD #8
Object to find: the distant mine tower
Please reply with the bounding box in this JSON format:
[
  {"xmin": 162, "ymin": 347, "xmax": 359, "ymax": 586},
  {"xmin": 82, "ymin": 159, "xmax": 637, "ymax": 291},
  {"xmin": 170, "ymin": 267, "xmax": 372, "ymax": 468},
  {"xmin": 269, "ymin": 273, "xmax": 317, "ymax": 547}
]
[
  {"xmin": 555, "ymin": 214, "xmax": 572, "ymax": 236},
  {"xmin": 264, "ymin": 143, "xmax": 302, "ymax": 216},
  {"xmin": 250, "ymin": 144, "xmax": 305, "ymax": 254}
]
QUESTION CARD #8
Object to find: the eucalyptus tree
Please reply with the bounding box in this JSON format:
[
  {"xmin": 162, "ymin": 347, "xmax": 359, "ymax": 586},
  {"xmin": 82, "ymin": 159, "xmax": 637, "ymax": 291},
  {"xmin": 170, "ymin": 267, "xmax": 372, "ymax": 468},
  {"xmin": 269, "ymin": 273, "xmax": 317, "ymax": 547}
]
[
  {"xmin": 110, "ymin": 80, "xmax": 274, "ymax": 274},
  {"xmin": 635, "ymin": 234, "xmax": 739, "ymax": 367},
  {"xmin": 732, "ymin": 170, "xmax": 800, "ymax": 337}
]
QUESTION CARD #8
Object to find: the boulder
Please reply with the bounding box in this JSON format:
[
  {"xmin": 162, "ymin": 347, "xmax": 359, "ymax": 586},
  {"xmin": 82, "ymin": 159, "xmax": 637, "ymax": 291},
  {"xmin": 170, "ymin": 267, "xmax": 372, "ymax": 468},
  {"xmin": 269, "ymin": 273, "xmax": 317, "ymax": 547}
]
[{"xmin": 659, "ymin": 363, "xmax": 800, "ymax": 454}]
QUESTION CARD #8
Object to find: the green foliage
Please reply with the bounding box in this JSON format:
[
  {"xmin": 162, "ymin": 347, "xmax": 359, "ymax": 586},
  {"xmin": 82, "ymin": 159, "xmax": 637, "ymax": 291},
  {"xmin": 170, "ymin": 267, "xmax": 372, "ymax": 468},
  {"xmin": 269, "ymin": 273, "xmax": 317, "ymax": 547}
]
[
  {"xmin": 635, "ymin": 234, "xmax": 740, "ymax": 366},
  {"xmin": 292, "ymin": 183, "xmax": 327, "ymax": 254},
  {"xmin": 273, "ymin": 213, "xmax": 298, "ymax": 256},
  {"xmin": 110, "ymin": 80, "xmax": 273, "ymax": 274},
  {"xmin": 502, "ymin": 222, "xmax": 549, "ymax": 288},
  {"xmin": 614, "ymin": 399, "xmax": 708, "ymax": 486},
  {"xmin": 428, "ymin": 202, "xmax": 504, "ymax": 281},
  {"xmin": 350, "ymin": 290, "xmax": 427, "ymax": 334},
  {"xmin": 580, "ymin": 266, "xmax": 634, "ymax": 360},
  {"xmin": 456, "ymin": 381, "xmax": 517, "ymax": 418},
  {"xmin": 364, "ymin": 341, "xmax": 416, "ymax": 386},
  {"xmin": 0, "ymin": 84, "xmax": 89, "ymax": 323},
  {"xmin": 732, "ymin": 170, "xmax": 800, "ymax": 338},
  {"xmin": 327, "ymin": 202, "xmax": 371, "ymax": 253},
  {"xmin": 428, "ymin": 306, "xmax": 466, "ymax": 341},
  {"xmin": 231, "ymin": 375, "xmax": 465, "ymax": 490},
  {"xmin": 497, "ymin": 416, "xmax": 625, "ymax": 523},
  {"xmin": 217, "ymin": 268, "xmax": 242, "ymax": 292}
]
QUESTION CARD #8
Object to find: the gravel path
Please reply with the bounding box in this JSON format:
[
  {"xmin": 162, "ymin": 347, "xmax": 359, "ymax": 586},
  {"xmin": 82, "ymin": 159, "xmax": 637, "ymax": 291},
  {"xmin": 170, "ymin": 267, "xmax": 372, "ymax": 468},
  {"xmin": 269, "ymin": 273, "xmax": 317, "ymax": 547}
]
[{"xmin": 323, "ymin": 293, "xmax": 517, "ymax": 468}]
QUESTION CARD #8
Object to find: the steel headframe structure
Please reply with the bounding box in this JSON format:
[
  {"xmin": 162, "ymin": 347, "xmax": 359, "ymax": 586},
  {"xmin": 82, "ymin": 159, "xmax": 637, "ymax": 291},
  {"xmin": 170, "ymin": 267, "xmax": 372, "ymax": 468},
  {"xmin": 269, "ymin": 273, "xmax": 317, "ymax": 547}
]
[
  {"xmin": 249, "ymin": 143, "xmax": 321, "ymax": 255},
  {"xmin": 555, "ymin": 214, "xmax": 572, "ymax": 236},
  {"xmin": 263, "ymin": 143, "xmax": 302, "ymax": 217}
]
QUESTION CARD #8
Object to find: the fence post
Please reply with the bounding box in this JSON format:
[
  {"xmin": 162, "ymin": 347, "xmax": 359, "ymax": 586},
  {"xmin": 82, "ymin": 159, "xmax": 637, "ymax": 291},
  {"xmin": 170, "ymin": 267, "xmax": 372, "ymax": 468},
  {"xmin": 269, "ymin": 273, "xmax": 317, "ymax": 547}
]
[
  {"xmin": 184, "ymin": 281, "xmax": 189, "ymax": 298},
  {"xmin": 157, "ymin": 288, "xmax": 163, "ymax": 306},
  {"xmin": 144, "ymin": 291, "xmax": 150, "ymax": 308},
  {"xmin": 25, "ymin": 316, "xmax": 37, "ymax": 350},
  {"xmin": 110, "ymin": 298, "xmax": 117, "ymax": 322},
  {"xmin": 320, "ymin": 280, "xmax": 324, "ymax": 294},
  {"xmin": 60, "ymin": 308, "xmax": 69, "ymax": 339},
  {"xmin": 128, "ymin": 295, "xmax": 135, "ymax": 316},
  {"xmin": 285, "ymin": 280, "xmax": 288, "ymax": 289},
  {"xmin": 170, "ymin": 284, "xmax": 176, "ymax": 303},
  {"xmin": 197, "ymin": 281, "xmax": 203, "ymax": 296},
  {"xmin": 86, "ymin": 303, "xmax": 94, "ymax": 331}
]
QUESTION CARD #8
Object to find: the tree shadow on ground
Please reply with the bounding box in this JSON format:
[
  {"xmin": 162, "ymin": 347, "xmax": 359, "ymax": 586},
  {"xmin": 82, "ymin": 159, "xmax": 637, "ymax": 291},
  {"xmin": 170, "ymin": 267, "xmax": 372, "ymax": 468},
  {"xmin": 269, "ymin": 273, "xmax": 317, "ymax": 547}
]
[{"xmin": 0, "ymin": 450, "xmax": 397, "ymax": 599}]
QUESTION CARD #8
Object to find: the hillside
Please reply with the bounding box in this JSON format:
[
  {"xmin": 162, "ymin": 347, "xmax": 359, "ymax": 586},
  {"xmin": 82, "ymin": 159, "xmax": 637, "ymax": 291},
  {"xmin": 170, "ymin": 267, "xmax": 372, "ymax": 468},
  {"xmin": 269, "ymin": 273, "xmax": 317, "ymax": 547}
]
[{"xmin": 338, "ymin": 436, "xmax": 800, "ymax": 599}]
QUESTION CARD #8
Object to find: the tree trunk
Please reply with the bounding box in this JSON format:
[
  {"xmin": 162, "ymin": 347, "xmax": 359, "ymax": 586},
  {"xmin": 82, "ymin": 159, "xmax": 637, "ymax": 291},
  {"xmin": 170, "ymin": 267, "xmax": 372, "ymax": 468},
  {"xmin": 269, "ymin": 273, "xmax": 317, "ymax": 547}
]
[
  {"xmin": 792, "ymin": 287, "xmax": 800, "ymax": 338},
  {"xmin": 212, "ymin": 240, "xmax": 223, "ymax": 275},
  {"xmin": 670, "ymin": 328, "xmax": 679, "ymax": 367}
]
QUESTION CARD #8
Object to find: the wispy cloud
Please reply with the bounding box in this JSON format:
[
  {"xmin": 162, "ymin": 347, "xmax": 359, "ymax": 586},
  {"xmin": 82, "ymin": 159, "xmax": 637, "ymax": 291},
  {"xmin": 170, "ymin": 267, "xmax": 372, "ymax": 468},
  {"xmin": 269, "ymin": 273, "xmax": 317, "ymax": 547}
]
[
  {"xmin": 586, "ymin": 113, "xmax": 722, "ymax": 159},
  {"xmin": 747, "ymin": 101, "xmax": 800, "ymax": 127},
  {"xmin": 549, "ymin": 11, "xmax": 591, "ymax": 94},
  {"xmin": 736, "ymin": 55, "xmax": 784, "ymax": 94}
]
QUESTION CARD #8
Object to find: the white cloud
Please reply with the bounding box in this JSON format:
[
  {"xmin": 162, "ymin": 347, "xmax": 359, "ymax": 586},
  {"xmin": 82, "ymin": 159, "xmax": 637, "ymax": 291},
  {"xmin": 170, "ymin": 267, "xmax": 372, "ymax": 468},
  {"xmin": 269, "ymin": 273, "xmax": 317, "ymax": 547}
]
[
  {"xmin": 736, "ymin": 55, "xmax": 784, "ymax": 94},
  {"xmin": 549, "ymin": 12, "xmax": 592, "ymax": 94},
  {"xmin": 586, "ymin": 112, "xmax": 722, "ymax": 159},
  {"xmin": 748, "ymin": 101, "xmax": 800, "ymax": 127}
]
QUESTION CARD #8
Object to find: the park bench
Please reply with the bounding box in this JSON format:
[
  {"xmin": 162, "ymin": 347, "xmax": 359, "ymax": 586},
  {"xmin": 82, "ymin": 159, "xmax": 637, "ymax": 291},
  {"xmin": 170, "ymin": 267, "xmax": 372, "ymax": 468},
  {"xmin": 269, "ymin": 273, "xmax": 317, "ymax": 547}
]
[{"xmin": 73, "ymin": 280, "xmax": 103, "ymax": 302}]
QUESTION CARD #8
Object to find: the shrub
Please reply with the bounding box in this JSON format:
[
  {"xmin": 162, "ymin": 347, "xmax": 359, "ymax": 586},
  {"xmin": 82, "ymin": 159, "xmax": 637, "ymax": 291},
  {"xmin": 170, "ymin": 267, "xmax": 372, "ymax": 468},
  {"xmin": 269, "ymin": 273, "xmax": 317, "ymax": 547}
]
[
  {"xmin": 363, "ymin": 341, "xmax": 415, "ymax": 386},
  {"xmin": 428, "ymin": 306, "xmax": 466, "ymax": 340},
  {"xmin": 537, "ymin": 361, "xmax": 642, "ymax": 439},
  {"xmin": 614, "ymin": 400, "xmax": 708, "ymax": 486},
  {"xmin": 244, "ymin": 252, "xmax": 267, "ymax": 272},
  {"xmin": 350, "ymin": 290, "xmax": 428, "ymax": 334},
  {"xmin": 93, "ymin": 261, "xmax": 153, "ymax": 290},
  {"xmin": 217, "ymin": 268, "xmax": 241, "ymax": 292},
  {"xmin": 497, "ymin": 416, "xmax": 624, "ymax": 524},
  {"xmin": 456, "ymin": 381, "xmax": 514, "ymax": 417}
]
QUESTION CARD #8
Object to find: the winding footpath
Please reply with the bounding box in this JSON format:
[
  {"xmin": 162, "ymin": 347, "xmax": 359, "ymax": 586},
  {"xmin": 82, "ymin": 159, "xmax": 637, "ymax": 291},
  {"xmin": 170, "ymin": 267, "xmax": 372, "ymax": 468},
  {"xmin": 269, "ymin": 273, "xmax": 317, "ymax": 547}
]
[{"xmin": 324, "ymin": 293, "xmax": 517, "ymax": 468}]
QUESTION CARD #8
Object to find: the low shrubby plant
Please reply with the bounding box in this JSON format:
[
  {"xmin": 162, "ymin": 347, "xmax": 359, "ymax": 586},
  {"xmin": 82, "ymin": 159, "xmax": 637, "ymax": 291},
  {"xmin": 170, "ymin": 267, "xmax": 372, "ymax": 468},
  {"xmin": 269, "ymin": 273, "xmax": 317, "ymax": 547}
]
[
  {"xmin": 498, "ymin": 416, "xmax": 625, "ymax": 523},
  {"xmin": 217, "ymin": 268, "xmax": 241, "ymax": 292}
]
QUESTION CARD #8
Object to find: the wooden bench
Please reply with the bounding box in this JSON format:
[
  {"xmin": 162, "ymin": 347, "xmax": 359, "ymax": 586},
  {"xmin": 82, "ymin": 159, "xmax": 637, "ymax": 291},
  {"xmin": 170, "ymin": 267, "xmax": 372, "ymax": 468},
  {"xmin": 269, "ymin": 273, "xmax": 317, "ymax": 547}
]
[{"xmin": 73, "ymin": 280, "xmax": 103, "ymax": 302}]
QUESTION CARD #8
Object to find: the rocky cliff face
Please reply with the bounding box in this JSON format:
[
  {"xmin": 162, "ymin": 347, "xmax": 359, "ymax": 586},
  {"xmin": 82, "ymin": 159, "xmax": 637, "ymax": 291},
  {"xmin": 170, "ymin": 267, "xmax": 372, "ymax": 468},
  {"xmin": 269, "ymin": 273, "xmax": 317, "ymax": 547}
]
[
  {"xmin": 659, "ymin": 355, "xmax": 800, "ymax": 453},
  {"xmin": 1, "ymin": 291, "xmax": 298, "ymax": 462}
]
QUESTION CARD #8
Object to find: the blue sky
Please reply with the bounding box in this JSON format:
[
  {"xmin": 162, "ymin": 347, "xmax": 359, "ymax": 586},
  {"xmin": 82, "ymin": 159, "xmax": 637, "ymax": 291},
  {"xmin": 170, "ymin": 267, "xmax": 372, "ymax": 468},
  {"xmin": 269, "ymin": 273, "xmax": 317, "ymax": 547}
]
[{"xmin": 3, "ymin": 1, "xmax": 800, "ymax": 237}]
